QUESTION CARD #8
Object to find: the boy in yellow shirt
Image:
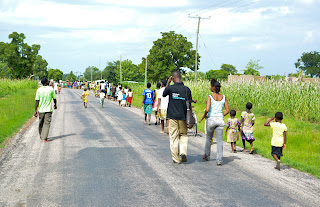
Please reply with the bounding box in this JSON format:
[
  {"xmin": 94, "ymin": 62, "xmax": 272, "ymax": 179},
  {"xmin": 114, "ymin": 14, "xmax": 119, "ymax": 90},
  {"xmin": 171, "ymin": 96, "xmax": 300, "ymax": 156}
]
[
  {"xmin": 82, "ymin": 88, "xmax": 89, "ymax": 108},
  {"xmin": 264, "ymin": 112, "xmax": 287, "ymax": 171}
]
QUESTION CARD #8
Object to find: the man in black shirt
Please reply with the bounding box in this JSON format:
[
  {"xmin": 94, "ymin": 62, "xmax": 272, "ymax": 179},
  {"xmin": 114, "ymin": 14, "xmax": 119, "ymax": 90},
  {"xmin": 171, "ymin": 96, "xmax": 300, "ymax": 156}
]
[{"xmin": 163, "ymin": 71, "xmax": 192, "ymax": 164}]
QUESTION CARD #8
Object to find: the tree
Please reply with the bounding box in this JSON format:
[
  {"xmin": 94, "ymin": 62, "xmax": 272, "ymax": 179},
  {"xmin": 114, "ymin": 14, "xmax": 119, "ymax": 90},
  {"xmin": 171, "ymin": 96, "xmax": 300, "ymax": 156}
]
[
  {"xmin": 0, "ymin": 62, "xmax": 10, "ymax": 78},
  {"xmin": 183, "ymin": 71, "xmax": 206, "ymax": 81},
  {"xmin": 48, "ymin": 69, "xmax": 63, "ymax": 81},
  {"xmin": 221, "ymin": 64, "xmax": 237, "ymax": 74},
  {"xmin": 33, "ymin": 55, "xmax": 48, "ymax": 79},
  {"xmin": 243, "ymin": 59, "xmax": 263, "ymax": 76},
  {"xmin": 103, "ymin": 61, "xmax": 120, "ymax": 83},
  {"xmin": 0, "ymin": 32, "xmax": 40, "ymax": 78},
  {"xmin": 67, "ymin": 71, "xmax": 77, "ymax": 82},
  {"xmin": 295, "ymin": 51, "xmax": 320, "ymax": 78},
  {"xmin": 206, "ymin": 69, "xmax": 229, "ymax": 80},
  {"xmin": 119, "ymin": 59, "xmax": 143, "ymax": 82},
  {"xmin": 147, "ymin": 31, "xmax": 199, "ymax": 81},
  {"xmin": 83, "ymin": 66, "xmax": 100, "ymax": 81}
]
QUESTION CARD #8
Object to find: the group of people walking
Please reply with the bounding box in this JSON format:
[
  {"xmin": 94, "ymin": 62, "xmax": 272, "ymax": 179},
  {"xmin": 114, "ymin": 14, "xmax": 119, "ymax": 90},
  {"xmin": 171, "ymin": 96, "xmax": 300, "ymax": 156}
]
[{"xmin": 34, "ymin": 71, "xmax": 288, "ymax": 171}]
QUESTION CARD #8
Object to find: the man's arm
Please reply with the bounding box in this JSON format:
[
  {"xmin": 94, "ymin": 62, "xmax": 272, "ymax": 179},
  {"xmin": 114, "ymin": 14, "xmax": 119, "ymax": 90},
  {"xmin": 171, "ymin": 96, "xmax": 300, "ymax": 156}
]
[
  {"xmin": 53, "ymin": 99, "xmax": 57, "ymax": 109},
  {"xmin": 34, "ymin": 100, "xmax": 39, "ymax": 117}
]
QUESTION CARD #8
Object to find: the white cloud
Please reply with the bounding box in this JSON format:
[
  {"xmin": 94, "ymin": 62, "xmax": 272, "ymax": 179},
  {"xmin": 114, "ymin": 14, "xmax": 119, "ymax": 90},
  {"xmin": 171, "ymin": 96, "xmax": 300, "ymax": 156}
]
[
  {"xmin": 228, "ymin": 37, "xmax": 246, "ymax": 43},
  {"xmin": 95, "ymin": 0, "xmax": 189, "ymax": 7},
  {"xmin": 303, "ymin": 31, "xmax": 314, "ymax": 43}
]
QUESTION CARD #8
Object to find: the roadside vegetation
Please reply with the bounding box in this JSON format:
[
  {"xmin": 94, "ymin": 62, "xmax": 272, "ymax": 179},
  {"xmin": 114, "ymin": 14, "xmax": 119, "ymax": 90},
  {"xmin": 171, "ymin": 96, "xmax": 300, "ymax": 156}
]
[
  {"xmin": 126, "ymin": 80, "xmax": 320, "ymax": 179},
  {"xmin": 0, "ymin": 79, "xmax": 38, "ymax": 147}
]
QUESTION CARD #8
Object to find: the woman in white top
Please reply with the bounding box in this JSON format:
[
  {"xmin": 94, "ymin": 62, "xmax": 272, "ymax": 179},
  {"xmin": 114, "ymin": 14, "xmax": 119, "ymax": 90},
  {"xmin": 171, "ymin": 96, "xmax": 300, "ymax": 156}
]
[{"xmin": 199, "ymin": 79, "xmax": 230, "ymax": 165}]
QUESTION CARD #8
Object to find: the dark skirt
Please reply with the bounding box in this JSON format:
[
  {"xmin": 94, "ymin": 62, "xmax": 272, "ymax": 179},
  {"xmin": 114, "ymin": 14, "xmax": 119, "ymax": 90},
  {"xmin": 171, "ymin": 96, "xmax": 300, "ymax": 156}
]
[{"xmin": 271, "ymin": 146, "xmax": 283, "ymax": 158}]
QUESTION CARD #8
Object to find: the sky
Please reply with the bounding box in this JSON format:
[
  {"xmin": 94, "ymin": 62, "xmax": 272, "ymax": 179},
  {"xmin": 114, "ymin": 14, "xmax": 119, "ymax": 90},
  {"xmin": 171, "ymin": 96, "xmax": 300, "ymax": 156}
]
[{"xmin": 0, "ymin": 0, "xmax": 319, "ymax": 76}]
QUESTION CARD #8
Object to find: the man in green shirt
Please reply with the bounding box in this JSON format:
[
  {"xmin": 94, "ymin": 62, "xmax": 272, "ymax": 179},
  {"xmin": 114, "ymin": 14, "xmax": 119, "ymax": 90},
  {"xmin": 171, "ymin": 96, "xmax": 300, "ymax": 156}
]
[{"xmin": 34, "ymin": 77, "xmax": 57, "ymax": 142}]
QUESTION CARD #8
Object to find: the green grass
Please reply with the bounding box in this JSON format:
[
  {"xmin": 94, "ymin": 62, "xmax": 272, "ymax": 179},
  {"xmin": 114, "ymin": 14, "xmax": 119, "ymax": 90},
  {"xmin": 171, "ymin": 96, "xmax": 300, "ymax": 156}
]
[
  {"xmin": 0, "ymin": 79, "xmax": 38, "ymax": 147},
  {"xmin": 125, "ymin": 81, "xmax": 320, "ymax": 179}
]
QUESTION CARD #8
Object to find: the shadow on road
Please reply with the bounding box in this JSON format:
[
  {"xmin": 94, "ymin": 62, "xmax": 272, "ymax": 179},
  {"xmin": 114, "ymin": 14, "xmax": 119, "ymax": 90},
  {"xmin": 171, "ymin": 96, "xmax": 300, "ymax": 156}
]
[{"xmin": 48, "ymin": 133, "xmax": 77, "ymax": 141}]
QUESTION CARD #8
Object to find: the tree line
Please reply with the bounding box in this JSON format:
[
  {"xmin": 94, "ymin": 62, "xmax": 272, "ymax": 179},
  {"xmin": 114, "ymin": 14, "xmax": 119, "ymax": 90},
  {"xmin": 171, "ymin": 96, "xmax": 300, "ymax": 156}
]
[{"xmin": 1, "ymin": 31, "xmax": 319, "ymax": 82}]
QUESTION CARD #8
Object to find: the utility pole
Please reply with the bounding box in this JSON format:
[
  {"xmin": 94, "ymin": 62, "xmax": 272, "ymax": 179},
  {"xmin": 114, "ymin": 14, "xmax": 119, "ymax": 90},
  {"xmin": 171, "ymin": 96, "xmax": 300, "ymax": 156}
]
[
  {"xmin": 120, "ymin": 55, "xmax": 122, "ymax": 82},
  {"xmin": 145, "ymin": 56, "xmax": 148, "ymax": 85},
  {"xmin": 91, "ymin": 67, "xmax": 92, "ymax": 82},
  {"xmin": 99, "ymin": 56, "xmax": 102, "ymax": 80},
  {"xmin": 188, "ymin": 15, "xmax": 210, "ymax": 83}
]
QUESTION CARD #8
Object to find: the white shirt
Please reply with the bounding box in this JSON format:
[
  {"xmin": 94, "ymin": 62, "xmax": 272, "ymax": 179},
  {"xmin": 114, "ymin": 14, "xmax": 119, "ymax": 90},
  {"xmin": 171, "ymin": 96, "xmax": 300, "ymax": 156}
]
[
  {"xmin": 100, "ymin": 92, "xmax": 105, "ymax": 98},
  {"xmin": 157, "ymin": 87, "xmax": 169, "ymax": 109},
  {"xmin": 54, "ymin": 82, "xmax": 58, "ymax": 91},
  {"xmin": 100, "ymin": 83, "xmax": 106, "ymax": 90}
]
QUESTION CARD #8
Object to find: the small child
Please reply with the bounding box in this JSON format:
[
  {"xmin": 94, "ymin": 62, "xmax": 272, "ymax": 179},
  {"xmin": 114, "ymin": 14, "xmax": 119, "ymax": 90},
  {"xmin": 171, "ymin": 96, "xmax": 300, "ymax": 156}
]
[
  {"xmin": 81, "ymin": 88, "xmax": 89, "ymax": 108},
  {"xmin": 100, "ymin": 90, "xmax": 106, "ymax": 108},
  {"xmin": 127, "ymin": 89, "xmax": 133, "ymax": 107},
  {"xmin": 225, "ymin": 110, "xmax": 240, "ymax": 153},
  {"xmin": 240, "ymin": 102, "xmax": 255, "ymax": 154},
  {"xmin": 264, "ymin": 112, "xmax": 287, "ymax": 171},
  {"xmin": 117, "ymin": 87, "xmax": 123, "ymax": 106},
  {"xmin": 121, "ymin": 92, "xmax": 127, "ymax": 107}
]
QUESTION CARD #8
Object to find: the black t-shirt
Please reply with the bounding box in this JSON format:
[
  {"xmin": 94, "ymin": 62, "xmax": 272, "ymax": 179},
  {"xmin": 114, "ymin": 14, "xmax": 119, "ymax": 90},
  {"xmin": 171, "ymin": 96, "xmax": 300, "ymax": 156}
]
[{"xmin": 163, "ymin": 82, "xmax": 192, "ymax": 120}]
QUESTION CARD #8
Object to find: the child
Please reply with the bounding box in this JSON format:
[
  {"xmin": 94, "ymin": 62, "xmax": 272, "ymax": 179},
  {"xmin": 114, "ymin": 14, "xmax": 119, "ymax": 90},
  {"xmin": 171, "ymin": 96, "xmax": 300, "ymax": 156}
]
[
  {"xmin": 81, "ymin": 88, "xmax": 89, "ymax": 108},
  {"xmin": 141, "ymin": 83, "xmax": 154, "ymax": 125},
  {"xmin": 152, "ymin": 82, "xmax": 161, "ymax": 125},
  {"xmin": 264, "ymin": 112, "xmax": 287, "ymax": 171},
  {"xmin": 121, "ymin": 92, "xmax": 127, "ymax": 107},
  {"xmin": 225, "ymin": 110, "xmax": 240, "ymax": 153},
  {"xmin": 100, "ymin": 90, "xmax": 106, "ymax": 108},
  {"xmin": 117, "ymin": 87, "xmax": 123, "ymax": 106},
  {"xmin": 107, "ymin": 84, "xmax": 111, "ymax": 100},
  {"xmin": 240, "ymin": 102, "xmax": 255, "ymax": 154},
  {"xmin": 127, "ymin": 89, "xmax": 133, "ymax": 107}
]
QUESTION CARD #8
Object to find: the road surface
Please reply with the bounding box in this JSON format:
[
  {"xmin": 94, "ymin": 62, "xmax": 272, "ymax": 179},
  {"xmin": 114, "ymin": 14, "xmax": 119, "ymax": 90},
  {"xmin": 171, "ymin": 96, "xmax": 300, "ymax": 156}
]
[{"xmin": 0, "ymin": 89, "xmax": 319, "ymax": 207}]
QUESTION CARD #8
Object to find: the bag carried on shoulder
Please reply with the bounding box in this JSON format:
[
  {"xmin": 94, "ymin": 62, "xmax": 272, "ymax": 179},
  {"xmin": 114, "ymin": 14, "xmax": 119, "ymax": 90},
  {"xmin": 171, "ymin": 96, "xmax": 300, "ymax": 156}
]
[{"xmin": 185, "ymin": 87, "xmax": 195, "ymax": 129}]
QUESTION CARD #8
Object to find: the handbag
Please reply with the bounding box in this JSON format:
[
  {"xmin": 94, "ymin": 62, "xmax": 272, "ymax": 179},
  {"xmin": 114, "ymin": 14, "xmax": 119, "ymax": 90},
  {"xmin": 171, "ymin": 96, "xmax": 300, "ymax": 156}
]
[{"xmin": 185, "ymin": 87, "xmax": 195, "ymax": 129}]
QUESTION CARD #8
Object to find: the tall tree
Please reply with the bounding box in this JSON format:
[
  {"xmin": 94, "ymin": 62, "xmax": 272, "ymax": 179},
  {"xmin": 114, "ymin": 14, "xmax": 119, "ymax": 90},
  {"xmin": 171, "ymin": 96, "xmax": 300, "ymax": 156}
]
[
  {"xmin": 33, "ymin": 55, "xmax": 48, "ymax": 79},
  {"xmin": 147, "ymin": 31, "xmax": 199, "ymax": 81},
  {"xmin": 103, "ymin": 61, "xmax": 119, "ymax": 83},
  {"xmin": 67, "ymin": 71, "xmax": 77, "ymax": 82},
  {"xmin": 119, "ymin": 59, "xmax": 144, "ymax": 82},
  {"xmin": 83, "ymin": 66, "xmax": 100, "ymax": 81},
  {"xmin": 0, "ymin": 62, "xmax": 10, "ymax": 78},
  {"xmin": 221, "ymin": 64, "xmax": 237, "ymax": 74},
  {"xmin": 0, "ymin": 32, "xmax": 40, "ymax": 78},
  {"xmin": 48, "ymin": 69, "xmax": 63, "ymax": 81},
  {"xmin": 206, "ymin": 69, "xmax": 229, "ymax": 80},
  {"xmin": 295, "ymin": 51, "xmax": 320, "ymax": 78},
  {"xmin": 243, "ymin": 59, "xmax": 263, "ymax": 76}
]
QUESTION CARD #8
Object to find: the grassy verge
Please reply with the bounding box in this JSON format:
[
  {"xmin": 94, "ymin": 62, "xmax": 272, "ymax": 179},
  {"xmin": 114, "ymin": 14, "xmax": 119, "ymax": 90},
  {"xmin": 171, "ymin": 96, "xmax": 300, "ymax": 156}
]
[
  {"xmin": 126, "ymin": 83, "xmax": 320, "ymax": 179},
  {"xmin": 0, "ymin": 80, "xmax": 37, "ymax": 148}
]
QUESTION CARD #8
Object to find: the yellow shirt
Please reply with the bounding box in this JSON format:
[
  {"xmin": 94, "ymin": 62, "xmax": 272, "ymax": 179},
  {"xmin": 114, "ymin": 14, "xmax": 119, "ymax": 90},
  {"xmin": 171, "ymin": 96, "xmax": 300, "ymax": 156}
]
[
  {"xmin": 82, "ymin": 91, "xmax": 89, "ymax": 102},
  {"xmin": 270, "ymin": 122, "xmax": 287, "ymax": 147}
]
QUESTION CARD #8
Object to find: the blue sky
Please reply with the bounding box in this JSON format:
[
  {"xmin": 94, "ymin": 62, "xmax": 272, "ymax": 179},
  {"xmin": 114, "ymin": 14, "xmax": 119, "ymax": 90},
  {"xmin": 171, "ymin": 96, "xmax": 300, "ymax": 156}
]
[{"xmin": 0, "ymin": 0, "xmax": 319, "ymax": 76}]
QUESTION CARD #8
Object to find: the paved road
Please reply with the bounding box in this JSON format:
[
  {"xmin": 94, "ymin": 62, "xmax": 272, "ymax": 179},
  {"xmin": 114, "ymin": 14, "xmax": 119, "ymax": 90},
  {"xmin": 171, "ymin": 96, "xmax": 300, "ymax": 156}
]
[{"xmin": 0, "ymin": 89, "xmax": 319, "ymax": 207}]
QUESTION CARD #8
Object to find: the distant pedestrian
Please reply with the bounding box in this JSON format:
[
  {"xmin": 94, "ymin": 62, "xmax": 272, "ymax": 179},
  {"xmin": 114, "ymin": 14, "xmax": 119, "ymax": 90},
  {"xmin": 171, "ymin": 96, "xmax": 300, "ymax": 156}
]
[
  {"xmin": 142, "ymin": 83, "xmax": 154, "ymax": 125},
  {"xmin": 157, "ymin": 79, "xmax": 169, "ymax": 134},
  {"xmin": 264, "ymin": 112, "xmax": 287, "ymax": 171},
  {"xmin": 225, "ymin": 110, "xmax": 240, "ymax": 153},
  {"xmin": 100, "ymin": 90, "xmax": 106, "ymax": 108},
  {"xmin": 121, "ymin": 92, "xmax": 127, "ymax": 107},
  {"xmin": 82, "ymin": 88, "xmax": 89, "ymax": 108},
  {"xmin": 199, "ymin": 80, "xmax": 230, "ymax": 165},
  {"xmin": 58, "ymin": 84, "xmax": 61, "ymax": 94},
  {"xmin": 163, "ymin": 71, "xmax": 192, "ymax": 164},
  {"xmin": 111, "ymin": 84, "xmax": 117, "ymax": 101},
  {"xmin": 107, "ymin": 83, "xmax": 111, "ymax": 99},
  {"xmin": 127, "ymin": 88, "xmax": 133, "ymax": 107},
  {"xmin": 117, "ymin": 87, "xmax": 123, "ymax": 106},
  {"xmin": 240, "ymin": 102, "xmax": 255, "ymax": 154},
  {"xmin": 34, "ymin": 77, "xmax": 57, "ymax": 142},
  {"xmin": 54, "ymin": 82, "xmax": 58, "ymax": 94},
  {"xmin": 152, "ymin": 82, "xmax": 161, "ymax": 125}
]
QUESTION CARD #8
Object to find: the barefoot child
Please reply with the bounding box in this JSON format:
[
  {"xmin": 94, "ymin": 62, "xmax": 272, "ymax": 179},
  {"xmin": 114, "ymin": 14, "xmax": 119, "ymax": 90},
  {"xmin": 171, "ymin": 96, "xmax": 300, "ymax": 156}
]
[
  {"xmin": 117, "ymin": 87, "xmax": 123, "ymax": 106},
  {"xmin": 121, "ymin": 92, "xmax": 126, "ymax": 107},
  {"xmin": 81, "ymin": 88, "xmax": 89, "ymax": 108},
  {"xmin": 141, "ymin": 83, "xmax": 154, "ymax": 125},
  {"xmin": 100, "ymin": 90, "xmax": 106, "ymax": 108},
  {"xmin": 225, "ymin": 110, "xmax": 240, "ymax": 153},
  {"xmin": 240, "ymin": 102, "xmax": 255, "ymax": 154},
  {"xmin": 264, "ymin": 112, "xmax": 287, "ymax": 171},
  {"xmin": 127, "ymin": 89, "xmax": 133, "ymax": 107}
]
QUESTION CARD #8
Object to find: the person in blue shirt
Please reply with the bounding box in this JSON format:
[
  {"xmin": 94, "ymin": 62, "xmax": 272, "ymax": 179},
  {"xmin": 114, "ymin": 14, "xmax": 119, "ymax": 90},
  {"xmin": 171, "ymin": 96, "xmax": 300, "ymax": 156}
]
[{"xmin": 141, "ymin": 83, "xmax": 154, "ymax": 125}]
